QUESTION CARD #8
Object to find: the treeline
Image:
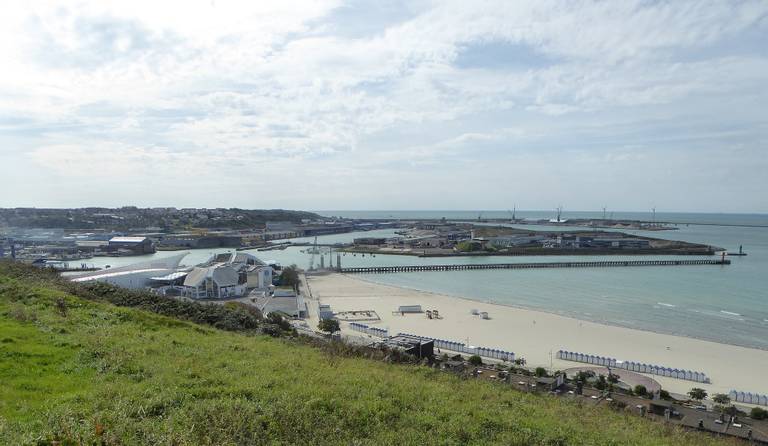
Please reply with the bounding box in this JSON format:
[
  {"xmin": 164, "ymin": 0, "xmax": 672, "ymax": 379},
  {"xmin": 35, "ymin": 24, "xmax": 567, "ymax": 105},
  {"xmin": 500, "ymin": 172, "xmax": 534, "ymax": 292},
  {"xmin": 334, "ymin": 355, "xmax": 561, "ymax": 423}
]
[
  {"xmin": 0, "ymin": 261, "xmax": 261, "ymax": 332},
  {"xmin": 0, "ymin": 207, "xmax": 321, "ymax": 230}
]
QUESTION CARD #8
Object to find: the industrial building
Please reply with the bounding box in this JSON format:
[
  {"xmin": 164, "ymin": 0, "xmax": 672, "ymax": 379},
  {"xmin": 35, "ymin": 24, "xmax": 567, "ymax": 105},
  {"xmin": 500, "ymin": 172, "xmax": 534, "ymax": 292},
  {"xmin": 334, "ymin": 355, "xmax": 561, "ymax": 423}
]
[{"xmin": 108, "ymin": 236, "xmax": 156, "ymax": 254}]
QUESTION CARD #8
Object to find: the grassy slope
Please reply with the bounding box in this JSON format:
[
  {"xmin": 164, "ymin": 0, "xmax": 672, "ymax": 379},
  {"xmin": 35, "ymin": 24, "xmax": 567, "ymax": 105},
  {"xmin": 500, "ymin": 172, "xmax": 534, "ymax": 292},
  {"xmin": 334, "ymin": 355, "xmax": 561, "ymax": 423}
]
[{"xmin": 0, "ymin": 272, "xmax": 733, "ymax": 445}]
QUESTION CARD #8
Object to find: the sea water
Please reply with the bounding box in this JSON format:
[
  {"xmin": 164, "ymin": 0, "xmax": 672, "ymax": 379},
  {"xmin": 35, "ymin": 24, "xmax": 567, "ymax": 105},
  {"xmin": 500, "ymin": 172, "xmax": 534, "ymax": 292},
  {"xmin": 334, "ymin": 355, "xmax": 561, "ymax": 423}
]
[{"xmin": 83, "ymin": 211, "xmax": 768, "ymax": 350}]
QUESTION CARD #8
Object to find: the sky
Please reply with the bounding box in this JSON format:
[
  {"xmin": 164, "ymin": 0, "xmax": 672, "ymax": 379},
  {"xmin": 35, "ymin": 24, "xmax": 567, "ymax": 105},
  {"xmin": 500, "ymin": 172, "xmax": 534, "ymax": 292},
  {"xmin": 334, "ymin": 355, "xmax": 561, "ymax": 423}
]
[{"xmin": 1, "ymin": 0, "xmax": 767, "ymax": 213}]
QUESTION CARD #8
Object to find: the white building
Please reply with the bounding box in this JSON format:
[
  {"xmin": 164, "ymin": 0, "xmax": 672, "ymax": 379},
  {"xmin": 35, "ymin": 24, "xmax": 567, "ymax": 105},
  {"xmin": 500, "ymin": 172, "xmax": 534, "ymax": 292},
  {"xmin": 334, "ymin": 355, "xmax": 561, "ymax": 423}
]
[
  {"xmin": 182, "ymin": 265, "xmax": 244, "ymax": 299},
  {"xmin": 70, "ymin": 253, "xmax": 187, "ymax": 288},
  {"xmin": 182, "ymin": 252, "xmax": 273, "ymax": 299}
]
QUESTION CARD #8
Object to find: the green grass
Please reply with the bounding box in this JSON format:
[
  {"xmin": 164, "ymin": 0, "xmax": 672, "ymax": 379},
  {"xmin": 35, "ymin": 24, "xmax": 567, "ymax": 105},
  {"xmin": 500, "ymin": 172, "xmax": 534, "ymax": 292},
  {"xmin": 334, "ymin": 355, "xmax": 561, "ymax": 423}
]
[{"xmin": 0, "ymin": 266, "xmax": 735, "ymax": 445}]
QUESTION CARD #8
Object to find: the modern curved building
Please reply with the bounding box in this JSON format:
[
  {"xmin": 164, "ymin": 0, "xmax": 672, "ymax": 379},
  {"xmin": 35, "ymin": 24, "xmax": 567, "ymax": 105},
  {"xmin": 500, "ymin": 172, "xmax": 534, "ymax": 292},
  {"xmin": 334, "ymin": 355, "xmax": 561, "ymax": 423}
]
[{"xmin": 69, "ymin": 253, "xmax": 188, "ymax": 289}]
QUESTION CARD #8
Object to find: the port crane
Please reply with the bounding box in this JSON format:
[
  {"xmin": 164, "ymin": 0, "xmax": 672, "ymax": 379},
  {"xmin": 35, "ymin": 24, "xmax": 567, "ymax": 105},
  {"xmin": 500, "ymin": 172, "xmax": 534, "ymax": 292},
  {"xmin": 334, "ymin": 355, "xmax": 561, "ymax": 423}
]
[{"xmin": 308, "ymin": 236, "xmax": 318, "ymax": 270}]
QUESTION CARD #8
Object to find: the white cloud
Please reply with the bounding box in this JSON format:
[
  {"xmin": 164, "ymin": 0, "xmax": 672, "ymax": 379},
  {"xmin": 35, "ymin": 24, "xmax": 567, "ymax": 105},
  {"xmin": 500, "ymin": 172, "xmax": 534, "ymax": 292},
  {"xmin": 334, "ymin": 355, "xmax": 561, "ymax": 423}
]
[{"xmin": 1, "ymin": 0, "xmax": 767, "ymax": 211}]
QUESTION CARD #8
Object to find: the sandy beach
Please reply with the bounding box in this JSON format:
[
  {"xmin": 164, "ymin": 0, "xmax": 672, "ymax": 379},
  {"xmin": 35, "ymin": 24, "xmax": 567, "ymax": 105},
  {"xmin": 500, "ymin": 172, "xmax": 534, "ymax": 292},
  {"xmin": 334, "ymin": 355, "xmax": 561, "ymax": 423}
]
[{"xmin": 306, "ymin": 273, "xmax": 768, "ymax": 397}]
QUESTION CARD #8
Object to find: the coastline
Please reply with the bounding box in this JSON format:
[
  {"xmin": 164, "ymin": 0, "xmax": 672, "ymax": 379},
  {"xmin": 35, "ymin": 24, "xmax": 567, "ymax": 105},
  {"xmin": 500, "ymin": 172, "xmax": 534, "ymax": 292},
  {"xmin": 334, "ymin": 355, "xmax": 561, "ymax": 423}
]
[
  {"xmin": 306, "ymin": 272, "xmax": 768, "ymax": 397},
  {"xmin": 353, "ymin": 274, "xmax": 767, "ymax": 353}
]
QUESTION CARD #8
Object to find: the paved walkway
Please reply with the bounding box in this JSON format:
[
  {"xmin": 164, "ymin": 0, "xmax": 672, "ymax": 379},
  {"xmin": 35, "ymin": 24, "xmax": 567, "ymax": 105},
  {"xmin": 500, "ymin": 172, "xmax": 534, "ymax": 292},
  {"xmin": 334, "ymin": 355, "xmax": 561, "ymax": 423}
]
[{"xmin": 563, "ymin": 366, "xmax": 662, "ymax": 393}]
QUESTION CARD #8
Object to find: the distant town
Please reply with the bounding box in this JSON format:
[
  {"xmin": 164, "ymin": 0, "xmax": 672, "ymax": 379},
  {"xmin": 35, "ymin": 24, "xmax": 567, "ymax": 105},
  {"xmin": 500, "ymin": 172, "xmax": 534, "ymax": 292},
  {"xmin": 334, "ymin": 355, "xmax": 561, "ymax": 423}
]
[{"xmin": 0, "ymin": 207, "xmax": 718, "ymax": 265}]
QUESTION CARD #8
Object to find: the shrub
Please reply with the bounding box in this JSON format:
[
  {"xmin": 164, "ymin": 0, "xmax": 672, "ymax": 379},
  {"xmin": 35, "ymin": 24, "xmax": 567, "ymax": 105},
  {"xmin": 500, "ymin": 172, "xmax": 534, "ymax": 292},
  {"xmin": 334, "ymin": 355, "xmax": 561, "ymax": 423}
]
[
  {"xmin": 574, "ymin": 371, "xmax": 593, "ymax": 383},
  {"xmin": 688, "ymin": 388, "xmax": 707, "ymax": 401},
  {"xmin": 266, "ymin": 312, "xmax": 291, "ymax": 331},
  {"xmin": 535, "ymin": 367, "xmax": 547, "ymax": 378},
  {"xmin": 750, "ymin": 407, "xmax": 768, "ymax": 420},
  {"xmin": 468, "ymin": 355, "xmax": 482, "ymax": 366},
  {"xmin": 634, "ymin": 385, "xmax": 647, "ymax": 397},
  {"xmin": 318, "ymin": 318, "xmax": 340, "ymax": 333},
  {"xmin": 659, "ymin": 389, "xmax": 671, "ymax": 400},
  {"xmin": 594, "ymin": 375, "xmax": 607, "ymax": 390},
  {"xmin": 712, "ymin": 393, "xmax": 730, "ymax": 405}
]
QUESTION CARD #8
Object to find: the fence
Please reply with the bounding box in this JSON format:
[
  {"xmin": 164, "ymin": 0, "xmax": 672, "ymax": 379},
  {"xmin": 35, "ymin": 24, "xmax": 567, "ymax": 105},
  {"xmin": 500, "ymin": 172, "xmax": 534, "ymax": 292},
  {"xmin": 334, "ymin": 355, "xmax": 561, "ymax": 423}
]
[
  {"xmin": 729, "ymin": 390, "xmax": 768, "ymax": 406},
  {"xmin": 347, "ymin": 323, "xmax": 515, "ymax": 361},
  {"xmin": 556, "ymin": 350, "xmax": 710, "ymax": 383}
]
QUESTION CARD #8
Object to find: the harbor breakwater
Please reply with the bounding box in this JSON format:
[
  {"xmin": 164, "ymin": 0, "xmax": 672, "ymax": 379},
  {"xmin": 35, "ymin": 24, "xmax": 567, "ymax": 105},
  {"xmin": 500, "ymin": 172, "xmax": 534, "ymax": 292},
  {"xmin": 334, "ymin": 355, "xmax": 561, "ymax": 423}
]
[{"xmin": 341, "ymin": 259, "xmax": 730, "ymax": 274}]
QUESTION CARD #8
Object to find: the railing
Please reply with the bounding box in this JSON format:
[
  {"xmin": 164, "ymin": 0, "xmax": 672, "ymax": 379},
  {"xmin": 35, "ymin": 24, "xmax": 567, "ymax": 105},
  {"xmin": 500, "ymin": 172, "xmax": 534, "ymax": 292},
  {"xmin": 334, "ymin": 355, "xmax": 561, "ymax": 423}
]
[{"xmin": 557, "ymin": 350, "xmax": 710, "ymax": 383}]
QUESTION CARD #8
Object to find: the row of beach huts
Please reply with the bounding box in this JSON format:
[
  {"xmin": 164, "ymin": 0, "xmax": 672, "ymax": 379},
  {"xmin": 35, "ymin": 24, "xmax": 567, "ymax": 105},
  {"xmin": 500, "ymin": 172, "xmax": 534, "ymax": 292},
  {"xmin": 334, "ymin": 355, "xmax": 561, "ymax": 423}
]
[
  {"xmin": 348, "ymin": 323, "xmax": 515, "ymax": 361},
  {"xmin": 557, "ymin": 350, "xmax": 710, "ymax": 383},
  {"xmin": 729, "ymin": 390, "xmax": 768, "ymax": 406}
]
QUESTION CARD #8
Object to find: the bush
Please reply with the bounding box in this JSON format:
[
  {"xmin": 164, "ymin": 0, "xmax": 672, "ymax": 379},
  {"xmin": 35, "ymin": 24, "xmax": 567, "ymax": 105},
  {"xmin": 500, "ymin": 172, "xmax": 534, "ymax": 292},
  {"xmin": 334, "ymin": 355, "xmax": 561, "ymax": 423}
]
[
  {"xmin": 266, "ymin": 312, "xmax": 291, "ymax": 331},
  {"xmin": 468, "ymin": 355, "xmax": 482, "ymax": 366},
  {"xmin": 659, "ymin": 389, "xmax": 671, "ymax": 400},
  {"xmin": 535, "ymin": 367, "xmax": 547, "ymax": 378},
  {"xmin": 594, "ymin": 375, "xmax": 607, "ymax": 390},
  {"xmin": 0, "ymin": 261, "xmax": 261, "ymax": 332},
  {"xmin": 751, "ymin": 407, "xmax": 768, "ymax": 420},
  {"xmin": 634, "ymin": 385, "xmax": 647, "ymax": 397},
  {"xmin": 712, "ymin": 393, "xmax": 730, "ymax": 405},
  {"xmin": 688, "ymin": 388, "xmax": 707, "ymax": 401},
  {"xmin": 574, "ymin": 371, "xmax": 593, "ymax": 383},
  {"xmin": 318, "ymin": 318, "xmax": 340, "ymax": 333}
]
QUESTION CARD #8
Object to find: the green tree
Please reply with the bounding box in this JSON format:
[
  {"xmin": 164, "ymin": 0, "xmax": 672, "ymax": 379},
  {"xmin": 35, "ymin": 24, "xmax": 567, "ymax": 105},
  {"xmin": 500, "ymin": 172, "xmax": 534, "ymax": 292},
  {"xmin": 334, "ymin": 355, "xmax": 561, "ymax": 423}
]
[
  {"xmin": 280, "ymin": 265, "xmax": 301, "ymax": 291},
  {"xmin": 633, "ymin": 385, "xmax": 647, "ymax": 397},
  {"xmin": 574, "ymin": 371, "xmax": 593, "ymax": 383},
  {"xmin": 535, "ymin": 367, "xmax": 548, "ymax": 377},
  {"xmin": 318, "ymin": 318, "xmax": 340, "ymax": 333},
  {"xmin": 750, "ymin": 407, "xmax": 768, "ymax": 420},
  {"xmin": 688, "ymin": 388, "xmax": 707, "ymax": 401},
  {"xmin": 594, "ymin": 375, "xmax": 607, "ymax": 390},
  {"xmin": 712, "ymin": 393, "xmax": 730, "ymax": 405},
  {"xmin": 468, "ymin": 355, "xmax": 483, "ymax": 366},
  {"xmin": 659, "ymin": 389, "xmax": 671, "ymax": 400}
]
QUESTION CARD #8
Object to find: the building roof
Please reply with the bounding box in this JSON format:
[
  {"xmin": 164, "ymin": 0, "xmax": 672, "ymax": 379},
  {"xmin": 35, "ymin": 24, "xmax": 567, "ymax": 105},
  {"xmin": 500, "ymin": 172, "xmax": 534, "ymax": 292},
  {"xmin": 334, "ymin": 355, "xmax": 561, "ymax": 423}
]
[
  {"xmin": 70, "ymin": 253, "xmax": 187, "ymax": 282},
  {"xmin": 257, "ymin": 293, "xmax": 303, "ymax": 317},
  {"xmin": 183, "ymin": 265, "xmax": 239, "ymax": 288},
  {"xmin": 205, "ymin": 251, "xmax": 267, "ymax": 267},
  {"xmin": 148, "ymin": 271, "xmax": 189, "ymax": 282},
  {"xmin": 109, "ymin": 236, "xmax": 149, "ymax": 244}
]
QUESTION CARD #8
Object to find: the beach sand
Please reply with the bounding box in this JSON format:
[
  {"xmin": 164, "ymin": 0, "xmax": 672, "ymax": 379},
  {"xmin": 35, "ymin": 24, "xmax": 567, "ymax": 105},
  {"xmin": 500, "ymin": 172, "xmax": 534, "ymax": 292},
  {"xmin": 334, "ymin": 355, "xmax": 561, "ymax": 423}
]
[{"xmin": 305, "ymin": 273, "xmax": 768, "ymax": 397}]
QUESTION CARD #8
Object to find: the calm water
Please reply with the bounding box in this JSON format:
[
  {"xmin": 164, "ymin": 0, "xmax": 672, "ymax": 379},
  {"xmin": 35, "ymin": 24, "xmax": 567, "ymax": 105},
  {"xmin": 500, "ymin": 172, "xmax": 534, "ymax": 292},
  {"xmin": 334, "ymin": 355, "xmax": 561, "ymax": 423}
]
[{"xmin": 85, "ymin": 211, "xmax": 768, "ymax": 350}]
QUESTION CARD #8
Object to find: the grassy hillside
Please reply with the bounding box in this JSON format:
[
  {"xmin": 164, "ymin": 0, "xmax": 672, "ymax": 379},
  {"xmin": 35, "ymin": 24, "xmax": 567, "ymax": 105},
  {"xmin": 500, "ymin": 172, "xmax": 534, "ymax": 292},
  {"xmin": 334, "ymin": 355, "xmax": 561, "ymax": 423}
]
[{"xmin": 0, "ymin": 263, "xmax": 734, "ymax": 445}]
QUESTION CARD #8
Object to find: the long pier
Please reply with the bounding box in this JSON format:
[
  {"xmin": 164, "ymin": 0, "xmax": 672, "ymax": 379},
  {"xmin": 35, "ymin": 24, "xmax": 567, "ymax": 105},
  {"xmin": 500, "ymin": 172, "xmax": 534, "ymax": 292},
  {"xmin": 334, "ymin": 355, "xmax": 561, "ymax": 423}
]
[{"xmin": 340, "ymin": 259, "xmax": 730, "ymax": 274}]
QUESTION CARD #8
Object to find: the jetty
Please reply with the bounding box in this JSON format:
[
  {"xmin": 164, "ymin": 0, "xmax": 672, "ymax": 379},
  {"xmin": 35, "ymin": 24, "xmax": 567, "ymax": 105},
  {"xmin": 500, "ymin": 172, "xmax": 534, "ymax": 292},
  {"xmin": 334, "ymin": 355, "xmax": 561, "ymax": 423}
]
[{"xmin": 340, "ymin": 258, "xmax": 729, "ymax": 274}]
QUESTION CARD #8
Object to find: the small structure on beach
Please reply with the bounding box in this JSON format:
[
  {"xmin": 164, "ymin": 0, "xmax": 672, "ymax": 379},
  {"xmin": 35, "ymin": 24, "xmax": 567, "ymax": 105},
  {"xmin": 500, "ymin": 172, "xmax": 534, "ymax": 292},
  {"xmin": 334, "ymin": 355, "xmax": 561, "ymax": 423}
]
[
  {"xmin": 396, "ymin": 305, "xmax": 422, "ymax": 314},
  {"xmin": 318, "ymin": 304, "xmax": 335, "ymax": 320}
]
